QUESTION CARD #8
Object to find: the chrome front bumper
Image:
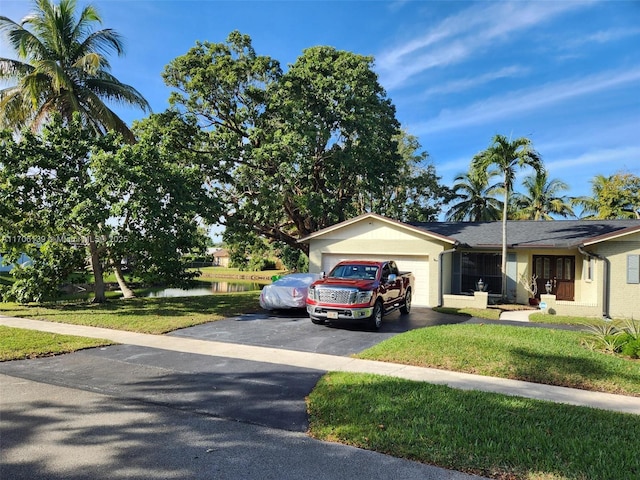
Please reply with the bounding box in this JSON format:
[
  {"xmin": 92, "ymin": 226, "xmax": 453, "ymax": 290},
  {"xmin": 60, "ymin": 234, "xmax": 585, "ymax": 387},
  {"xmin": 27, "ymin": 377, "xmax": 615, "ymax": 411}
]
[{"xmin": 306, "ymin": 305, "xmax": 373, "ymax": 320}]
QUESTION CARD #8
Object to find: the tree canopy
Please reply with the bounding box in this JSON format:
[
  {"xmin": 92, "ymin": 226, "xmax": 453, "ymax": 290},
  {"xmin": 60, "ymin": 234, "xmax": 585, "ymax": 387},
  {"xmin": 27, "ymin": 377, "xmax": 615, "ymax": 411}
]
[
  {"xmin": 0, "ymin": 114, "xmax": 217, "ymax": 303},
  {"xmin": 162, "ymin": 31, "xmax": 449, "ymax": 254},
  {"xmin": 574, "ymin": 172, "xmax": 640, "ymax": 219},
  {"xmin": 510, "ymin": 170, "xmax": 575, "ymax": 220}
]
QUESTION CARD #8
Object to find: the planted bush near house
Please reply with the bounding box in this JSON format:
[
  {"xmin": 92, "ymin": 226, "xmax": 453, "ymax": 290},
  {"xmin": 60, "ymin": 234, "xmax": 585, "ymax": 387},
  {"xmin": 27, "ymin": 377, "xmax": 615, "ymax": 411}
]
[
  {"xmin": 582, "ymin": 319, "xmax": 640, "ymax": 359},
  {"xmin": 622, "ymin": 338, "xmax": 640, "ymax": 359}
]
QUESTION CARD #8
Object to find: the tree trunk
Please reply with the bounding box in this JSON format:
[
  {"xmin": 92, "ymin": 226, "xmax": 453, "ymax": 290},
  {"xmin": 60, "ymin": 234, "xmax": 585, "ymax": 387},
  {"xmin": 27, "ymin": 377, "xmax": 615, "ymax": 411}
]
[
  {"xmin": 501, "ymin": 173, "xmax": 509, "ymax": 300},
  {"xmin": 88, "ymin": 236, "xmax": 106, "ymax": 303},
  {"xmin": 113, "ymin": 262, "xmax": 135, "ymax": 299}
]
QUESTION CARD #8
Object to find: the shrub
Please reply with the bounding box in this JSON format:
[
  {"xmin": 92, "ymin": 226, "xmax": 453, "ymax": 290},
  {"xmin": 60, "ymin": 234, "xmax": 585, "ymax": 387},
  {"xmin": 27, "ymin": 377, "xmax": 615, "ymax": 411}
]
[
  {"xmin": 621, "ymin": 340, "xmax": 640, "ymax": 358},
  {"xmin": 582, "ymin": 319, "xmax": 640, "ymax": 358}
]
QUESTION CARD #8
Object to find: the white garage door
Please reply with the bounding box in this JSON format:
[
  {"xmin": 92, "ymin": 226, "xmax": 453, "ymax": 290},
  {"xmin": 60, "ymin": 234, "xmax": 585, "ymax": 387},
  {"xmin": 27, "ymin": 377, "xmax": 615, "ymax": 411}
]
[{"xmin": 321, "ymin": 254, "xmax": 430, "ymax": 306}]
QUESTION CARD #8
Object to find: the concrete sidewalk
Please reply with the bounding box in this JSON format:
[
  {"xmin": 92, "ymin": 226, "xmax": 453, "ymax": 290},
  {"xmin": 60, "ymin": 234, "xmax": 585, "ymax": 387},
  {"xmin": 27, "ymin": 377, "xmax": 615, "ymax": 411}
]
[{"xmin": 2, "ymin": 315, "xmax": 639, "ymax": 415}]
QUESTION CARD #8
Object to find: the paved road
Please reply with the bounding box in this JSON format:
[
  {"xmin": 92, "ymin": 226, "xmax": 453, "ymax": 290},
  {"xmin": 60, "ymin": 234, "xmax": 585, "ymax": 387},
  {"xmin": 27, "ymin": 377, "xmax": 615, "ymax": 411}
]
[{"xmin": 1, "ymin": 308, "xmax": 487, "ymax": 480}]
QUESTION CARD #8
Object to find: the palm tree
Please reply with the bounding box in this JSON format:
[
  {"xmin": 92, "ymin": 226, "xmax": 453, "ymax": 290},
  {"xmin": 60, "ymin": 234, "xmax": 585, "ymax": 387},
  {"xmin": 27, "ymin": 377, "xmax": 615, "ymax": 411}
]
[
  {"xmin": 472, "ymin": 134, "xmax": 543, "ymax": 299},
  {"xmin": 511, "ymin": 171, "xmax": 575, "ymax": 220},
  {"xmin": 445, "ymin": 168, "xmax": 503, "ymax": 221},
  {"xmin": 0, "ymin": 0, "xmax": 150, "ymax": 142}
]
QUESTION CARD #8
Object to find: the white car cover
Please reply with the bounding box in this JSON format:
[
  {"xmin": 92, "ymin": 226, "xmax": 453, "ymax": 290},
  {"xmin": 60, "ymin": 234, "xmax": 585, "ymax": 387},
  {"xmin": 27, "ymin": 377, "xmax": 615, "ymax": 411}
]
[{"xmin": 259, "ymin": 273, "xmax": 321, "ymax": 310}]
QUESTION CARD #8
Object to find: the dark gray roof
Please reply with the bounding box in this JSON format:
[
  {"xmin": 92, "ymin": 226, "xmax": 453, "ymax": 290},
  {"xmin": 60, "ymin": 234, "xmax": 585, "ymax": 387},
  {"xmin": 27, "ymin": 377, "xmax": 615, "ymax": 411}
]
[{"xmin": 410, "ymin": 220, "xmax": 640, "ymax": 249}]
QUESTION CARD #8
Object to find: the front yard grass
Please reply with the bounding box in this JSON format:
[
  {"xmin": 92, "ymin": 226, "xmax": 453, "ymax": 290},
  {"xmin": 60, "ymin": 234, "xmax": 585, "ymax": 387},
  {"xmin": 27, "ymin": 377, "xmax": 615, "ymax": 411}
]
[
  {"xmin": 0, "ymin": 325, "xmax": 113, "ymax": 361},
  {"xmin": 355, "ymin": 323, "xmax": 640, "ymax": 396},
  {"xmin": 307, "ymin": 372, "xmax": 640, "ymax": 480},
  {"xmin": 0, "ymin": 291, "xmax": 261, "ymax": 334}
]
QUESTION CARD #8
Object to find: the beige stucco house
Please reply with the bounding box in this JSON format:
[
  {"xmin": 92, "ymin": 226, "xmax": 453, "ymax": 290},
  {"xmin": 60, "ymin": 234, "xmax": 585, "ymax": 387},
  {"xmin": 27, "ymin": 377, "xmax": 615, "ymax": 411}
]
[{"xmin": 299, "ymin": 213, "xmax": 640, "ymax": 320}]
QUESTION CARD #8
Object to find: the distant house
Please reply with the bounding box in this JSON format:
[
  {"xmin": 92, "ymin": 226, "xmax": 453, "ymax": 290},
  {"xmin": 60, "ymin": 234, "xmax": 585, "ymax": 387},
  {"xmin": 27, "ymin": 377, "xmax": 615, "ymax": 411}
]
[
  {"xmin": 298, "ymin": 213, "xmax": 640, "ymax": 319},
  {"xmin": 212, "ymin": 248, "xmax": 231, "ymax": 268},
  {"xmin": 0, "ymin": 253, "xmax": 33, "ymax": 273}
]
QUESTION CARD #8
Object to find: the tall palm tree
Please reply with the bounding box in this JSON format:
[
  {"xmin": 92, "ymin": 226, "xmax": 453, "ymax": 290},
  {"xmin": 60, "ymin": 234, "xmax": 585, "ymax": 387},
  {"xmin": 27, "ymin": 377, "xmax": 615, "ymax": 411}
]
[
  {"xmin": 445, "ymin": 168, "xmax": 503, "ymax": 221},
  {"xmin": 472, "ymin": 134, "xmax": 543, "ymax": 298},
  {"xmin": 0, "ymin": 0, "xmax": 150, "ymax": 142},
  {"xmin": 511, "ymin": 171, "xmax": 575, "ymax": 220}
]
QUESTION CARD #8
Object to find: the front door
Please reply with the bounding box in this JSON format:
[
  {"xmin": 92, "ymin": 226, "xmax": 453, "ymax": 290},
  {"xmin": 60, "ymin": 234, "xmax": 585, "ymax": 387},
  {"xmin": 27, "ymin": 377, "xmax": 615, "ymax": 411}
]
[{"xmin": 533, "ymin": 255, "xmax": 575, "ymax": 301}]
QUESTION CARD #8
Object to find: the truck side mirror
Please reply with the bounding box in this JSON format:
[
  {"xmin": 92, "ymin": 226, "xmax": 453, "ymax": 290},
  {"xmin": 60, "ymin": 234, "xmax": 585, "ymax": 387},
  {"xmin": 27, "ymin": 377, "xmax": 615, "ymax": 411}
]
[
  {"xmin": 320, "ymin": 271, "xmax": 326, "ymax": 278},
  {"xmin": 388, "ymin": 273, "xmax": 397, "ymax": 282}
]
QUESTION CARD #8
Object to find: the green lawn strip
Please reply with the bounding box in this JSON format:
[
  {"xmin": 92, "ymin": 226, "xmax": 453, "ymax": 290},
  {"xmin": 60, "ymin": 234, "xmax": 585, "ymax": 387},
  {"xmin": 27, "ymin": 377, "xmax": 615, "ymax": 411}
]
[
  {"xmin": 307, "ymin": 372, "xmax": 640, "ymax": 480},
  {"xmin": 528, "ymin": 313, "xmax": 603, "ymax": 326},
  {"xmin": 0, "ymin": 325, "xmax": 114, "ymax": 361},
  {"xmin": 194, "ymin": 266, "xmax": 287, "ymax": 278},
  {"xmin": 356, "ymin": 323, "xmax": 640, "ymax": 396},
  {"xmin": 0, "ymin": 292, "xmax": 261, "ymax": 334}
]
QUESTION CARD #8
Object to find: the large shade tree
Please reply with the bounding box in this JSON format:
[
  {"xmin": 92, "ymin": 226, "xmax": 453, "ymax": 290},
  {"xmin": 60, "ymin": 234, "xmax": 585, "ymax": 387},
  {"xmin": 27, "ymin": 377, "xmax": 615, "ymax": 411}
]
[
  {"xmin": 510, "ymin": 171, "xmax": 575, "ymax": 220},
  {"xmin": 472, "ymin": 134, "xmax": 543, "ymax": 298},
  {"xmin": 0, "ymin": 114, "xmax": 218, "ymax": 303},
  {"xmin": 163, "ymin": 31, "xmax": 448, "ymax": 255},
  {"xmin": 0, "ymin": 0, "xmax": 150, "ymax": 141}
]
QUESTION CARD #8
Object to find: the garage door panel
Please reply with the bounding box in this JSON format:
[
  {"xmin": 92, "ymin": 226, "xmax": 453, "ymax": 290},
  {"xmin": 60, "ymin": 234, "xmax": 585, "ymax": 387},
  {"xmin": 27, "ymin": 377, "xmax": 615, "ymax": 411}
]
[{"xmin": 320, "ymin": 254, "xmax": 429, "ymax": 306}]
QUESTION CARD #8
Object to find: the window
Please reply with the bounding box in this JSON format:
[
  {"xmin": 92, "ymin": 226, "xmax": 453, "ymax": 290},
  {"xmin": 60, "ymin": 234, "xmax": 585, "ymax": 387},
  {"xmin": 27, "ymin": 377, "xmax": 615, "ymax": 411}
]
[
  {"xmin": 584, "ymin": 257, "xmax": 594, "ymax": 282},
  {"xmin": 457, "ymin": 252, "xmax": 502, "ymax": 294},
  {"xmin": 628, "ymin": 255, "xmax": 640, "ymax": 284}
]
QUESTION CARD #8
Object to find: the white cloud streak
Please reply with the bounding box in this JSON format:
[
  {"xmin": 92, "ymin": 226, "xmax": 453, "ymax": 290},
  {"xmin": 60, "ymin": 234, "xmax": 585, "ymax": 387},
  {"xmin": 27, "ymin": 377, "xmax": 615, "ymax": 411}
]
[
  {"xmin": 410, "ymin": 67, "xmax": 640, "ymax": 135},
  {"xmin": 377, "ymin": 1, "xmax": 594, "ymax": 90},
  {"xmin": 420, "ymin": 66, "xmax": 530, "ymax": 97}
]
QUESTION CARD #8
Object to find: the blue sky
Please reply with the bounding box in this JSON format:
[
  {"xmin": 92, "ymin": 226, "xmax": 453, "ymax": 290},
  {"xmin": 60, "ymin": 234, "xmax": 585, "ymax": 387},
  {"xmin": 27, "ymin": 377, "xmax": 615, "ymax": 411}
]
[{"xmin": 2, "ymin": 0, "xmax": 639, "ymax": 213}]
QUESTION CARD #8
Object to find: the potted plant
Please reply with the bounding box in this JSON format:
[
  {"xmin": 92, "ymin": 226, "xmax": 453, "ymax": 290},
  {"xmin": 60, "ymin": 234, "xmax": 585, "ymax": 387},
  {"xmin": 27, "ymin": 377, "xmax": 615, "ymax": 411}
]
[{"xmin": 519, "ymin": 273, "xmax": 539, "ymax": 306}]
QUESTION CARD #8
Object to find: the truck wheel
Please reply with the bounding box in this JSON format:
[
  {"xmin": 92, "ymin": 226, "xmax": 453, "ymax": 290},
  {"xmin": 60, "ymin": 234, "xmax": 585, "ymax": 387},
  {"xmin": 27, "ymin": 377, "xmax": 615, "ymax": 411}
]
[
  {"xmin": 400, "ymin": 289, "xmax": 412, "ymax": 315},
  {"xmin": 310, "ymin": 317, "xmax": 325, "ymax": 325},
  {"xmin": 369, "ymin": 301, "xmax": 383, "ymax": 330}
]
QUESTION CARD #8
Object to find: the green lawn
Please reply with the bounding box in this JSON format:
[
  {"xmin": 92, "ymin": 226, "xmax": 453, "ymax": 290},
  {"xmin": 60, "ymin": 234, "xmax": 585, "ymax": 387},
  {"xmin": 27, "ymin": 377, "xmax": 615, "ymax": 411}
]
[
  {"xmin": 356, "ymin": 323, "xmax": 640, "ymax": 396},
  {"xmin": 0, "ymin": 291, "xmax": 261, "ymax": 334},
  {"xmin": 0, "ymin": 325, "xmax": 113, "ymax": 361},
  {"xmin": 307, "ymin": 372, "xmax": 640, "ymax": 480}
]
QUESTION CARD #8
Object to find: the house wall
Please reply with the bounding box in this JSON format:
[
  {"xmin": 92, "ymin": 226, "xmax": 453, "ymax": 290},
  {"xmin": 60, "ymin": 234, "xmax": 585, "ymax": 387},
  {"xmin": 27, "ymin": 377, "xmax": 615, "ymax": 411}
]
[
  {"xmin": 306, "ymin": 218, "xmax": 450, "ymax": 307},
  {"xmin": 593, "ymin": 234, "xmax": 640, "ymax": 319}
]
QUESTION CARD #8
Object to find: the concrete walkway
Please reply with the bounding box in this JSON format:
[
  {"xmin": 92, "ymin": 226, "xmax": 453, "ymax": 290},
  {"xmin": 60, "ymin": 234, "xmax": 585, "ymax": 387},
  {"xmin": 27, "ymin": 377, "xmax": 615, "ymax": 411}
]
[
  {"xmin": 1, "ymin": 315, "xmax": 639, "ymax": 415},
  {"xmin": 498, "ymin": 308, "xmax": 536, "ymax": 322}
]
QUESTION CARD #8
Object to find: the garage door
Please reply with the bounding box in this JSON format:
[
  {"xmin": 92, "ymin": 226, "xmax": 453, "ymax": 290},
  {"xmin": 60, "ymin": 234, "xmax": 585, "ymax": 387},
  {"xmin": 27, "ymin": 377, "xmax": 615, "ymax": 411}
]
[{"xmin": 321, "ymin": 254, "xmax": 430, "ymax": 306}]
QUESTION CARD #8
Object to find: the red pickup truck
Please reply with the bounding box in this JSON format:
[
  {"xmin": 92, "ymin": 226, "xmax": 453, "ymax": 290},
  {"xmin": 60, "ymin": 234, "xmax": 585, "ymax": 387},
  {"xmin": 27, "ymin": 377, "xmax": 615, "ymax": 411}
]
[{"xmin": 306, "ymin": 260, "xmax": 414, "ymax": 330}]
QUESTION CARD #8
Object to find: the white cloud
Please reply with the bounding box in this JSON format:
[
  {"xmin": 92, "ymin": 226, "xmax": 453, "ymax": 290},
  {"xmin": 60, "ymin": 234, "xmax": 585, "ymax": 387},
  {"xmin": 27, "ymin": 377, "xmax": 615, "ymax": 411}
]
[
  {"xmin": 546, "ymin": 146, "xmax": 640, "ymax": 173},
  {"xmin": 564, "ymin": 27, "xmax": 640, "ymax": 49},
  {"xmin": 376, "ymin": 1, "xmax": 593, "ymax": 90},
  {"xmin": 410, "ymin": 67, "xmax": 640, "ymax": 134},
  {"xmin": 420, "ymin": 66, "xmax": 530, "ymax": 97}
]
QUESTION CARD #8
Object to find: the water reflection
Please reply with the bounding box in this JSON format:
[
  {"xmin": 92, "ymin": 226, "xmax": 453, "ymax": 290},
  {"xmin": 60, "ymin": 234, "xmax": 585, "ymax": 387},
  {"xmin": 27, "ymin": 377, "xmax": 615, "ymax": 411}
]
[{"xmin": 146, "ymin": 280, "xmax": 264, "ymax": 298}]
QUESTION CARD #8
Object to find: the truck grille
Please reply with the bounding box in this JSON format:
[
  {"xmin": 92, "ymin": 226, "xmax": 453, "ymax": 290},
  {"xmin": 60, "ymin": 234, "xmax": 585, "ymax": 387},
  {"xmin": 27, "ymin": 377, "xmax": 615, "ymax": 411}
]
[{"xmin": 316, "ymin": 287, "xmax": 357, "ymax": 304}]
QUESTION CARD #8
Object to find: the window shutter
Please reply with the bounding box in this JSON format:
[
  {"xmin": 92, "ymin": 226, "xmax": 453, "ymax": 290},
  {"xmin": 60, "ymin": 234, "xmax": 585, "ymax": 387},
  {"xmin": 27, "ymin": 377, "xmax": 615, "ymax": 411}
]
[{"xmin": 628, "ymin": 255, "xmax": 640, "ymax": 284}]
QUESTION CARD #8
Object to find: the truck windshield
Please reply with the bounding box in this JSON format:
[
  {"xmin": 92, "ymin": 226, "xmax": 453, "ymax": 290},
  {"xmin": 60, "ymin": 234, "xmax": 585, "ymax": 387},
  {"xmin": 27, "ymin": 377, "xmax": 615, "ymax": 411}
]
[{"xmin": 329, "ymin": 264, "xmax": 378, "ymax": 280}]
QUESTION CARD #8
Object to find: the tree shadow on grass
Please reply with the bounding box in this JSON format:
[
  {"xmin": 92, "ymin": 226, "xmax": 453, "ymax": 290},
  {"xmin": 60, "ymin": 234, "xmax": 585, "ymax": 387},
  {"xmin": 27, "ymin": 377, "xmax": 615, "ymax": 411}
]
[{"xmin": 506, "ymin": 347, "xmax": 640, "ymax": 396}]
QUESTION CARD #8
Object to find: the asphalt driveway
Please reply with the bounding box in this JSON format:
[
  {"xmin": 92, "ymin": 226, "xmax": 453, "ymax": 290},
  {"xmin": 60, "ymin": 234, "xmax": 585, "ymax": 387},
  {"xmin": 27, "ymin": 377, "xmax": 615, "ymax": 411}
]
[
  {"xmin": 0, "ymin": 307, "xmax": 483, "ymax": 480},
  {"xmin": 169, "ymin": 306, "xmax": 465, "ymax": 356}
]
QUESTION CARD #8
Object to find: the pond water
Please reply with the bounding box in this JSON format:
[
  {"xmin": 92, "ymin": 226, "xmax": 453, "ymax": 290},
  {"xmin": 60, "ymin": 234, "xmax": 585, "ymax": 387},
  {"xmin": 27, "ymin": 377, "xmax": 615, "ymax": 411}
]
[{"xmin": 146, "ymin": 279, "xmax": 265, "ymax": 298}]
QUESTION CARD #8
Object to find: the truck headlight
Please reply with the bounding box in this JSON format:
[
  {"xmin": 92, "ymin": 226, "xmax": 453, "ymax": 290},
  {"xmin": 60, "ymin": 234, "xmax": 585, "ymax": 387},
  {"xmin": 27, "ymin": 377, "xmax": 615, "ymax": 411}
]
[
  {"xmin": 355, "ymin": 290, "xmax": 373, "ymax": 304},
  {"xmin": 307, "ymin": 286, "xmax": 317, "ymax": 301}
]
